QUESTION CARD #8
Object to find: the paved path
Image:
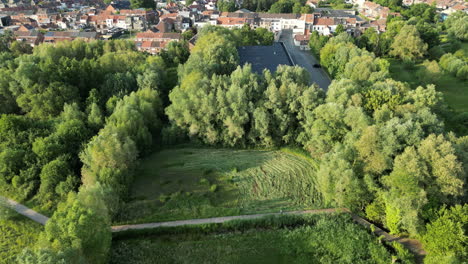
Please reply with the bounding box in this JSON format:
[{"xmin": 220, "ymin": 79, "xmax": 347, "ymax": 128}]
[
  {"xmin": 0, "ymin": 196, "xmax": 49, "ymax": 225},
  {"xmin": 279, "ymin": 29, "xmax": 332, "ymax": 91},
  {"xmin": 1, "ymin": 196, "xmax": 425, "ymax": 261}
]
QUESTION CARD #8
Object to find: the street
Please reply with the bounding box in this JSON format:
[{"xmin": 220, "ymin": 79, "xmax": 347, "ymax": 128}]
[{"xmin": 279, "ymin": 30, "xmax": 332, "ymax": 91}]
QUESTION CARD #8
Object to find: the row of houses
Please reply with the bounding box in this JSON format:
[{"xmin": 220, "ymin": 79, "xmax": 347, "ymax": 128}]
[
  {"xmin": 11, "ymin": 25, "xmax": 100, "ymax": 46},
  {"xmin": 0, "ymin": 1, "xmax": 157, "ymax": 33},
  {"xmin": 402, "ymin": 0, "xmax": 468, "ymax": 14}
]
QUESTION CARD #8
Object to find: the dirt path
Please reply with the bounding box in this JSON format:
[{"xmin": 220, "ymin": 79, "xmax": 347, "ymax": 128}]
[
  {"xmin": 1, "ymin": 196, "xmax": 426, "ymax": 261},
  {"xmin": 111, "ymin": 208, "xmax": 340, "ymax": 232},
  {"xmin": 0, "ymin": 196, "xmax": 49, "ymax": 225}
]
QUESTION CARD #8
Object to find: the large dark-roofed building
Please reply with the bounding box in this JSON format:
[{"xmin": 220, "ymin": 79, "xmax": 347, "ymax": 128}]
[{"xmin": 238, "ymin": 42, "xmax": 294, "ymax": 74}]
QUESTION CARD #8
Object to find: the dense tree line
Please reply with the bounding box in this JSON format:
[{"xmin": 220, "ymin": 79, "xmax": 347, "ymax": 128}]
[
  {"xmin": 268, "ymin": 0, "xmax": 313, "ymax": 14},
  {"xmin": 0, "ymin": 39, "xmax": 180, "ymax": 213},
  {"xmin": 354, "ymin": 10, "xmax": 467, "ymax": 61},
  {"xmin": 17, "ymin": 88, "xmax": 163, "ymax": 263},
  {"xmin": 317, "ymin": 33, "xmax": 390, "ymax": 82},
  {"xmin": 240, "ymin": 0, "xmax": 279, "ymax": 12},
  {"xmin": 0, "ymin": 37, "xmax": 185, "ymax": 263}
]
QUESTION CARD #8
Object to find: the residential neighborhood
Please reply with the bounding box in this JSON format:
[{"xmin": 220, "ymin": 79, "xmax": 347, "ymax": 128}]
[{"xmin": 1, "ymin": 0, "xmax": 466, "ymax": 54}]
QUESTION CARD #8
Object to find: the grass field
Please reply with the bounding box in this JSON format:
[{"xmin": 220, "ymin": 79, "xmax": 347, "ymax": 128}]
[
  {"xmin": 388, "ymin": 59, "xmax": 468, "ymax": 112},
  {"xmin": 116, "ymin": 147, "xmax": 320, "ymax": 224},
  {"xmin": 0, "ymin": 211, "xmax": 42, "ymax": 263},
  {"xmin": 111, "ymin": 214, "xmax": 414, "ymax": 264}
]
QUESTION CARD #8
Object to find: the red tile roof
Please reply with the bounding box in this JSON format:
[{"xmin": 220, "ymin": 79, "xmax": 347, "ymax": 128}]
[{"xmin": 313, "ymin": 17, "xmax": 336, "ymax": 26}]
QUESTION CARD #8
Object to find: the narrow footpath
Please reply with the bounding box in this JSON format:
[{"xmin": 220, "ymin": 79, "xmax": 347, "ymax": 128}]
[
  {"xmin": 0, "ymin": 196, "xmax": 49, "ymax": 225},
  {"xmin": 1, "ymin": 196, "xmax": 426, "ymax": 261}
]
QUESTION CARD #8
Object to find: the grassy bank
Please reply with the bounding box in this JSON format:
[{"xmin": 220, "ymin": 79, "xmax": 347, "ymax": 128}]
[
  {"xmin": 111, "ymin": 214, "xmax": 414, "ymax": 264},
  {"xmin": 116, "ymin": 148, "xmax": 320, "ymax": 224},
  {"xmin": 388, "ymin": 59, "xmax": 468, "ymax": 112}
]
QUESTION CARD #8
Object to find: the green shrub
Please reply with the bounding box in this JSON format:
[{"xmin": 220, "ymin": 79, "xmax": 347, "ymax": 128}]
[
  {"xmin": 158, "ymin": 194, "xmax": 169, "ymax": 203},
  {"xmin": 199, "ymin": 178, "xmax": 209, "ymax": 185},
  {"xmin": 210, "ymin": 184, "xmax": 218, "ymax": 193}
]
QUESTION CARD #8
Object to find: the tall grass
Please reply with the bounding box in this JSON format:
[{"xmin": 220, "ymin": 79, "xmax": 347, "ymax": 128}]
[
  {"xmin": 111, "ymin": 213, "xmax": 414, "ymax": 264},
  {"xmin": 115, "ymin": 148, "xmax": 321, "ymax": 224},
  {"xmin": 0, "ymin": 210, "xmax": 42, "ymax": 263}
]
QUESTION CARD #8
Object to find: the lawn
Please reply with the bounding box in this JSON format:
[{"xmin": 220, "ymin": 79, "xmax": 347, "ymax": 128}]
[
  {"xmin": 0, "ymin": 212, "xmax": 42, "ymax": 263},
  {"xmin": 388, "ymin": 59, "xmax": 468, "ymax": 112},
  {"xmin": 111, "ymin": 214, "xmax": 414, "ymax": 264},
  {"xmin": 116, "ymin": 147, "xmax": 320, "ymax": 224}
]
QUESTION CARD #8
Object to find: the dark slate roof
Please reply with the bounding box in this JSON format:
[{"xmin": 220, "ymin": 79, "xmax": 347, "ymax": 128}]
[
  {"xmin": 109, "ymin": 0, "xmax": 131, "ymax": 10},
  {"xmin": 237, "ymin": 42, "xmax": 293, "ymax": 74}
]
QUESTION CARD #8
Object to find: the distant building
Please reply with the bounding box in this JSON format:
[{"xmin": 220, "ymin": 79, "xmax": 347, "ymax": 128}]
[
  {"xmin": 43, "ymin": 31, "xmax": 99, "ymax": 43},
  {"xmin": 0, "ymin": 15, "xmax": 11, "ymax": 27},
  {"xmin": 134, "ymin": 31, "xmax": 182, "ymax": 54}
]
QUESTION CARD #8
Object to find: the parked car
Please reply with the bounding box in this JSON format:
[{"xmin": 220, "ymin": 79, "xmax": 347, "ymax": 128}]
[{"xmin": 313, "ymin": 64, "xmax": 321, "ymax": 68}]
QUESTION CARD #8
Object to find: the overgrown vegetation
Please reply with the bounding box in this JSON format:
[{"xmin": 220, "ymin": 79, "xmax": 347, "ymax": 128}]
[
  {"xmin": 117, "ymin": 148, "xmax": 319, "ymax": 224},
  {"xmin": 111, "ymin": 213, "xmax": 414, "ymax": 264},
  {"xmin": 0, "ymin": 208, "xmax": 42, "ymax": 263}
]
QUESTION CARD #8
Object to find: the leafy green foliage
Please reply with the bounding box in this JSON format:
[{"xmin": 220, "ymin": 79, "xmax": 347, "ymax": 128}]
[
  {"xmin": 422, "ymin": 204, "xmax": 467, "ymax": 264},
  {"xmin": 111, "ymin": 214, "xmax": 410, "ymax": 264},
  {"xmin": 38, "ymin": 191, "xmax": 111, "ymax": 264},
  {"xmin": 167, "ymin": 64, "xmax": 323, "ymax": 147},
  {"xmin": 390, "ymin": 25, "xmax": 428, "ymax": 62},
  {"xmin": 439, "ymin": 52, "xmax": 468, "ymax": 81},
  {"xmin": 130, "ymin": 0, "xmax": 155, "ymax": 9},
  {"xmin": 444, "ymin": 11, "xmax": 468, "ymax": 41},
  {"xmin": 308, "ymin": 31, "xmax": 329, "ymax": 57},
  {"xmin": 217, "ymin": 0, "xmax": 236, "ymax": 12}
]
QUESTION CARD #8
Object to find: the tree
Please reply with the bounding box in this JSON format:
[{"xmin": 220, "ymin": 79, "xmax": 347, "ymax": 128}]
[
  {"xmin": 320, "ymin": 40, "xmax": 367, "ymax": 77},
  {"xmin": 300, "ymin": 5, "xmax": 313, "ymax": 14},
  {"xmin": 269, "ymin": 0, "xmax": 295, "ymax": 13},
  {"xmin": 390, "ymin": 25, "xmax": 428, "ymax": 62},
  {"xmin": 402, "ymin": 3, "xmax": 436, "ymax": 22},
  {"xmin": 218, "ymin": 0, "xmax": 236, "ymax": 12},
  {"xmin": 16, "ymin": 82, "xmax": 80, "ymax": 119},
  {"xmin": 342, "ymin": 55, "xmax": 389, "ymax": 83},
  {"xmin": 0, "ymin": 30, "xmax": 13, "ymax": 52},
  {"xmin": 0, "ymin": 68, "xmax": 18, "ymax": 114},
  {"xmin": 10, "ymin": 41, "xmax": 33, "ymax": 56},
  {"xmin": 416, "ymin": 60, "xmax": 441, "ymax": 84},
  {"xmin": 130, "ymin": 0, "xmax": 155, "ymax": 9},
  {"xmin": 445, "ymin": 11, "xmax": 468, "ymax": 41},
  {"xmin": 255, "ymin": 27, "xmax": 274, "ymax": 45},
  {"xmin": 180, "ymin": 31, "xmax": 239, "ymax": 78},
  {"xmin": 39, "ymin": 192, "xmax": 111, "ymax": 264},
  {"xmin": 422, "ymin": 205, "xmax": 467, "ymax": 264},
  {"xmin": 308, "ymin": 31, "xmax": 329, "ymax": 57},
  {"xmin": 292, "ymin": 2, "xmax": 302, "ymax": 13},
  {"xmin": 87, "ymin": 103, "xmax": 104, "ymax": 131},
  {"xmin": 358, "ymin": 27, "xmax": 382, "ymax": 55},
  {"xmin": 38, "ymin": 156, "xmax": 74, "ymax": 199},
  {"xmin": 383, "ymin": 134, "xmax": 465, "ymax": 234},
  {"xmin": 316, "ymin": 146, "xmax": 370, "ymax": 210},
  {"xmin": 334, "ymin": 24, "xmax": 345, "ymax": 35}
]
